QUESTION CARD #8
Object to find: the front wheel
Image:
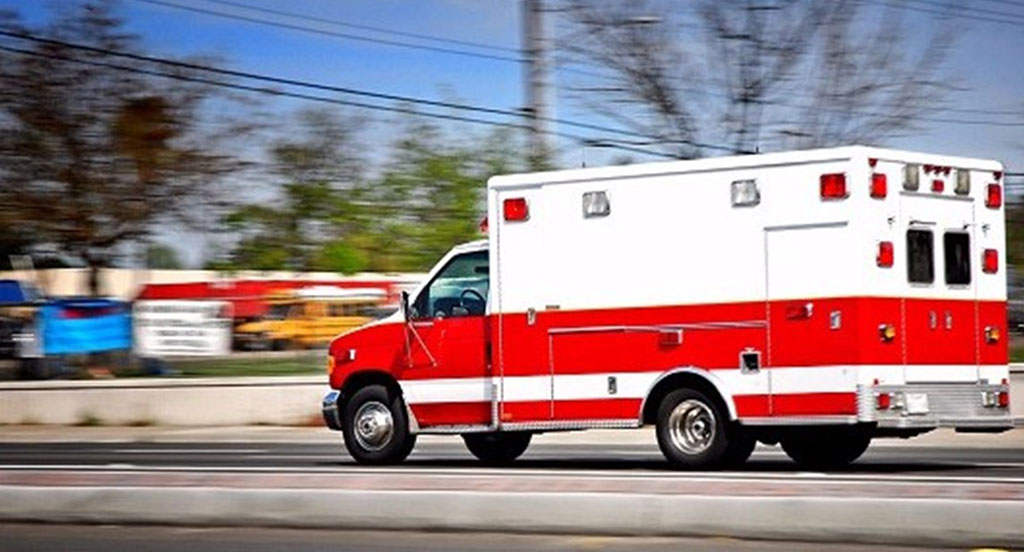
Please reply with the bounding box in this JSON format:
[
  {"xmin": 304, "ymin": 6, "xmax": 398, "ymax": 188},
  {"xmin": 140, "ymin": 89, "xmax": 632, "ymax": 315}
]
[
  {"xmin": 462, "ymin": 432, "xmax": 532, "ymax": 464},
  {"xmin": 342, "ymin": 384, "xmax": 416, "ymax": 464},
  {"xmin": 780, "ymin": 427, "xmax": 871, "ymax": 469},
  {"xmin": 656, "ymin": 388, "xmax": 737, "ymax": 469}
]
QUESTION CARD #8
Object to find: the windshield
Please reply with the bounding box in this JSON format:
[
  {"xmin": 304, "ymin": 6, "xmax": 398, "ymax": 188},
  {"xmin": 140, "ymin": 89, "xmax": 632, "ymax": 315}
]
[{"xmin": 264, "ymin": 303, "xmax": 294, "ymax": 320}]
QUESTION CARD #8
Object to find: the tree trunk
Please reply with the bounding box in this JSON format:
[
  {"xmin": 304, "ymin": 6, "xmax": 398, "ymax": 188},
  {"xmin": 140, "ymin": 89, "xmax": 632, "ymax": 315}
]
[{"xmin": 86, "ymin": 258, "xmax": 102, "ymax": 297}]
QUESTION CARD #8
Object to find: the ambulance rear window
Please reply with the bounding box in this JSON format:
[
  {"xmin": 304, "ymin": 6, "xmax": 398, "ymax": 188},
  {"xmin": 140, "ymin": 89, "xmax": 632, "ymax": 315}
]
[
  {"xmin": 943, "ymin": 232, "xmax": 971, "ymax": 285},
  {"xmin": 906, "ymin": 229, "xmax": 934, "ymax": 284}
]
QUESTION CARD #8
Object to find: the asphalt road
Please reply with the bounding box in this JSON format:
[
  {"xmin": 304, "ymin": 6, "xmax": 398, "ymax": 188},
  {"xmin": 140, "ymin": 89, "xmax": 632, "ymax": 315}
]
[
  {"xmin": 0, "ymin": 523, "xmax": 961, "ymax": 552},
  {"xmin": 2, "ymin": 437, "xmax": 1022, "ymax": 549},
  {"xmin": 2, "ymin": 440, "xmax": 1024, "ymax": 479}
]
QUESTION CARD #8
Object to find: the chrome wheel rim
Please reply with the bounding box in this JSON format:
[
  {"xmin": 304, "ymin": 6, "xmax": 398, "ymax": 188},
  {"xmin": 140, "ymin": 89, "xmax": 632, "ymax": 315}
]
[
  {"xmin": 353, "ymin": 401, "xmax": 394, "ymax": 451},
  {"xmin": 668, "ymin": 399, "xmax": 716, "ymax": 455}
]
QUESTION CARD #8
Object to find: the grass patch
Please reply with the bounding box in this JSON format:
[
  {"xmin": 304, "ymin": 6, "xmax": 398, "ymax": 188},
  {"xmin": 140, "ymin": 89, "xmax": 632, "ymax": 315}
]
[
  {"xmin": 169, "ymin": 354, "xmax": 323, "ymax": 378},
  {"xmin": 1012, "ymin": 344, "xmax": 1023, "ymax": 363},
  {"xmin": 75, "ymin": 413, "xmax": 102, "ymax": 427}
]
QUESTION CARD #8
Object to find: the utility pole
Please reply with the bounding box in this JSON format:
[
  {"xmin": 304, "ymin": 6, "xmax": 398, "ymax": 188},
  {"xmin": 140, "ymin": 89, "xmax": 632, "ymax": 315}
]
[{"xmin": 522, "ymin": 0, "xmax": 553, "ymax": 170}]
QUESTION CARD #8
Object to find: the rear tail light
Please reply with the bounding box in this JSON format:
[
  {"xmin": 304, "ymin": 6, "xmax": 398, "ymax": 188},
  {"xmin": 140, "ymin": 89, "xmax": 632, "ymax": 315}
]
[
  {"xmin": 820, "ymin": 173, "xmax": 847, "ymax": 199},
  {"xmin": 870, "ymin": 173, "xmax": 887, "ymax": 198},
  {"xmin": 876, "ymin": 392, "xmax": 892, "ymax": 410},
  {"xmin": 931, "ymin": 179, "xmax": 944, "ymax": 193},
  {"xmin": 503, "ymin": 198, "xmax": 529, "ymax": 221},
  {"xmin": 983, "ymin": 249, "xmax": 998, "ymax": 273},
  {"xmin": 876, "ymin": 241, "xmax": 894, "ymax": 267},
  {"xmin": 986, "ymin": 183, "xmax": 1002, "ymax": 208},
  {"xmin": 998, "ymin": 390, "xmax": 1010, "ymax": 408},
  {"xmin": 326, "ymin": 355, "xmax": 335, "ymax": 376}
]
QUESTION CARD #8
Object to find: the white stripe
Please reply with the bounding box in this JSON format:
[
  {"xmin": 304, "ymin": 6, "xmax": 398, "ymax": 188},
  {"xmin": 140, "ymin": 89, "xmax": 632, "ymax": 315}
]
[
  {"xmin": 400, "ymin": 364, "xmax": 1002, "ymax": 405},
  {"xmin": 4, "ymin": 464, "xmax": 1023, "ymax": 485}
]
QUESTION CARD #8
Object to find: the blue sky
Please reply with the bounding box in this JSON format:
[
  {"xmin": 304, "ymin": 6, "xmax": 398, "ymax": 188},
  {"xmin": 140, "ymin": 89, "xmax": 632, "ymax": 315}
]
[{"xmin": 3, "ymin": 0, "xmax": 1022, "ymax": 265}]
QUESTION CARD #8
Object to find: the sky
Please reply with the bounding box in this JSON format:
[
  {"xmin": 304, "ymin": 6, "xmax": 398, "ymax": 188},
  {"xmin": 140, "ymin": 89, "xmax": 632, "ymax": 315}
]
[{"xmin": 2, "ymin": 0, "xmax": 1022, "ymax": 266}]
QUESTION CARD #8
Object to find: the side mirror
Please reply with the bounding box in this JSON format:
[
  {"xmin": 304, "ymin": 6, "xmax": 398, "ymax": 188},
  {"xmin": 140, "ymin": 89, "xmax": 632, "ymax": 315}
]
[{"xmin": 400, "ymin": 291, "xmax": 410, "ymax": 321}]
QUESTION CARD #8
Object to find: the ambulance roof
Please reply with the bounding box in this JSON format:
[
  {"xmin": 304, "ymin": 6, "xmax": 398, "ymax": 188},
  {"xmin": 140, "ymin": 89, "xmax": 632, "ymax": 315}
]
[{"xmin": 488, "ymin": 145, "xmax": 1003, "ymax": 190}]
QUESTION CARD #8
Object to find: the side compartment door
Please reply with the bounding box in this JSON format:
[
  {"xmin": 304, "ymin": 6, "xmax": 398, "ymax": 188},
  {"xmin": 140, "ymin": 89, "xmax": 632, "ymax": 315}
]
[
  {"xmin": 765, "ymin": 222, "xmax": 859, "ymax": 417},
  {"xmin": 493, "ymin": 187, "xmax": 553, "ymax": 423}
]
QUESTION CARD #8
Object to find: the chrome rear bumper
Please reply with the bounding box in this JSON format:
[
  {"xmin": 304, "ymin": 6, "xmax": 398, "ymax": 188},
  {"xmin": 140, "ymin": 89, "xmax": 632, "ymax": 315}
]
[{"xmin": 857, "ymin": 382, "xmax": 1013, "ymax": 430}]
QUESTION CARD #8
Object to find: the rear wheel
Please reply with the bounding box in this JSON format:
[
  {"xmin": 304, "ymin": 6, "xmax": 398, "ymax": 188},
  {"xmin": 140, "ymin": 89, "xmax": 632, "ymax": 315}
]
[
  {"xmin": 722, "ymin": 425, "xmax": 757, "ymax": 467},
  {"xmin": 342, "ymin": 384, "xmax": 416, "ymax": 464},
  {"xmin": 462, "ymin": 432, "xmax": 532, "ymax": 464},
  {"xmin": 780, "ymin": 427, "xmax": 871, "ymax": 469},
  {"xmin": 656, "ymin": 388, "xmax": 737, "ymax": 469}
]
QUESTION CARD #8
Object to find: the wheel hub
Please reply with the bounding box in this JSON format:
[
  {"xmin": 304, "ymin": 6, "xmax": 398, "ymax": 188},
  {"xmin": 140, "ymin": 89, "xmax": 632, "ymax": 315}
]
[
  {"xmin": 353, "ymin": 401, "xmax": 394, "ymax": 451},
  {"xmin": 668, "ymin": 399, "xmax": 716, "ymax": 455}
]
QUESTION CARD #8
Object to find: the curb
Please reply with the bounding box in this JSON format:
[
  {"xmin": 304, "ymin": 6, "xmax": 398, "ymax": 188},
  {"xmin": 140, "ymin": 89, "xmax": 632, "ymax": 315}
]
[{"xmin": 0, "ymin": 486, "xmax": 1021, "ymax": 547}]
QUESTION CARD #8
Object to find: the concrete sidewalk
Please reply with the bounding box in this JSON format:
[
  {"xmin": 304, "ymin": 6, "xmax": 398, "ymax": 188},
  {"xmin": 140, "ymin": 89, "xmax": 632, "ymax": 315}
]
[{"xmin": 0, "ymin": 467, "xmax": 1021, "ymax": 547}]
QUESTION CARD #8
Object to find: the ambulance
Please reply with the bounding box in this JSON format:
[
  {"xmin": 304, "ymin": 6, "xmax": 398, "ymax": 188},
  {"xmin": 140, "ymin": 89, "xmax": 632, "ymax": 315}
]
[{"xmin": 322, "ymin": 146, "xmax": 1012, "ymax": 468}]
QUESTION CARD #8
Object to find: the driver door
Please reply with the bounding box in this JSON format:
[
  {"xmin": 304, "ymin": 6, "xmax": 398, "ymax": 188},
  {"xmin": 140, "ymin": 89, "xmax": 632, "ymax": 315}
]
[{"xmin": 407, "ymin": 250, "xmax": 492, "ymax": 426}]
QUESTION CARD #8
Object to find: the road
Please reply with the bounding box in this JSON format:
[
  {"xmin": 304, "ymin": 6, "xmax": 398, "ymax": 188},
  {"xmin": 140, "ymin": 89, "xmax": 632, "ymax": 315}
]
[
  {"xmin": 1, "ymin": 431, "xmax": 1022, "ymax": 549},
  {"xmin": 0, "ymin": 523, "xmax": 956, "ymax": 552},
  {"xmin": 2, "ymin": 439, "xmax": 1024, "ymax": 479}
]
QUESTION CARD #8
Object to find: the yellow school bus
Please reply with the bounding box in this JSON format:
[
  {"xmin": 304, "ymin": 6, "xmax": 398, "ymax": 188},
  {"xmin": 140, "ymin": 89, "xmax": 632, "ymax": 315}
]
[{"xmin": 233, "ymin": 287, "xmax": 389, "ymax": 351}]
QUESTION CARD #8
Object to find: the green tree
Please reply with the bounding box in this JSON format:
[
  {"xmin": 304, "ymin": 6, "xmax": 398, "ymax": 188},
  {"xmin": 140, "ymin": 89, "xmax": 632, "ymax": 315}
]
[
  {"xmin": 145, "ymin": 243, "xmax": 183, "ymax": 269},
  {"xmin": 221, "ymin": 108, "xmax": 366, "ymax": 272},
  {"xmin": 354, "ymin": 120, "xmax": 519, "ymax": 272}
]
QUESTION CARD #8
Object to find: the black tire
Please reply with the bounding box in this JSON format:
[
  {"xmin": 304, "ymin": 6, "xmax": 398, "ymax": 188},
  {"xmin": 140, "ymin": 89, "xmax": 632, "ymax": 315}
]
[
  {"xmin": 780, "ymin": 427, "xmax": 871, "ymax": 469},
  {"xmin": 655, "ymin": 388, "xmax": 736, "ymax": 469},
  {"xmin": 341, "ymin": 384, "xmax": 416, "ymax": 465},
  {"xmin": 271, "ymin": 338, "xmax": 289, "ymax": 351},
  {"xmin": 462, "ymin": 432, "xmax": 532, "ymax": 464},
  {"xmin": 721, "ymin": 425, "xmax": 757, "ymax": 467}
]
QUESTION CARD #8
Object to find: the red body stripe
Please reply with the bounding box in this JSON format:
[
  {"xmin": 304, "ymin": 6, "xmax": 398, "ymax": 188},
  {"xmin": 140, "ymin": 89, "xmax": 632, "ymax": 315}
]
[{"xmin": 331, "ymin": 296, "xmax": 1006, "ymax": 427}]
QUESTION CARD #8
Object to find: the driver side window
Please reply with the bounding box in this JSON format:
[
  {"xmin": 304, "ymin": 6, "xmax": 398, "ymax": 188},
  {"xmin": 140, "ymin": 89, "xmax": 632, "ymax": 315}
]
[{"xmin": 412, "ymin": 250, "xmax": 489, "ymax": 319}]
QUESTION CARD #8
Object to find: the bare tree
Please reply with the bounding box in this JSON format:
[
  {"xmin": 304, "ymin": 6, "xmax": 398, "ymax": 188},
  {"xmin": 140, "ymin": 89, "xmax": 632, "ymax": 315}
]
[
  {"xmin": 559, "ymin": 0, "xmax": 955, "ymax": 158},
  {"xmin": 0, "ymin": 1, "xmax": 249, "ymax": 293}
]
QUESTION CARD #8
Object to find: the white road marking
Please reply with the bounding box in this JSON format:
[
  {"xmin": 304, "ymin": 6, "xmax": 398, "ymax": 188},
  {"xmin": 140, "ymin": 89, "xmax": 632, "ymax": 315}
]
[
  {"xmin": 114, "ymin": 448, "xmax": 267, "ymax": 454},
  {"xmin": 2, "ymin": 463, "xmax": 1023, "ymax": 485}
]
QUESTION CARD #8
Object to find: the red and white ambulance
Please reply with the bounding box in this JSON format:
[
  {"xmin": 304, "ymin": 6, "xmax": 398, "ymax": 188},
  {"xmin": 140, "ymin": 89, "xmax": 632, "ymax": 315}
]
[{"xmin": 322, "ymin": 146, "xmax": 1013, "ymax": 468}]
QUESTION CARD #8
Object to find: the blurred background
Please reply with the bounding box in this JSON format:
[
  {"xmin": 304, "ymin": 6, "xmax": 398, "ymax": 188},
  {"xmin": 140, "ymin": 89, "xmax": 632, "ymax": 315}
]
[{"xmin": 0, "ymin": 0, "xmax": 1021, "ymax": 381}]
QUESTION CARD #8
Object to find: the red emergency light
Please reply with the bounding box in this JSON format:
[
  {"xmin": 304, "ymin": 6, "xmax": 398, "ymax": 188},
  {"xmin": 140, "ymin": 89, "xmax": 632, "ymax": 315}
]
[
  {"xmin": 503, "ymin": 198, "xmax": 529, "ymax": 221},
  {"xmin": 986, "ymin": 184, "xmax": 1002, "ymax": 208},
  {"xmin": 931, "ymin": 179, "xmax": 944, "ymax": 193},
  {"xmin": 820, "ymin": 173, "xmax": 847, "ymax": 199},
  {"xmin": 983, "ymin": 249, "xmax": 998, "ymax": 273},
  {"xmin": 876, "ymin": 241, "xmax": 894, "ymax": 268},
  {"xmin": 870, "ymin": 173, "xmax": 887, "ymax": 198}
]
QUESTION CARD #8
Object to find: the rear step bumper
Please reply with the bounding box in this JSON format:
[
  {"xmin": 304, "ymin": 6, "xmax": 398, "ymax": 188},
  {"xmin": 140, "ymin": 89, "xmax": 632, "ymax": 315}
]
[{"xmin": 857, "ymin": 382, "xmax": 1013, "ymax": 430}]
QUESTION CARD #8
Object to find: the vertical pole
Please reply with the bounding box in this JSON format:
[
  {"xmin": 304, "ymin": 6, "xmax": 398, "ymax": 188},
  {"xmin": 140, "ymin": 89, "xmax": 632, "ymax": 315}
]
[{"xmin": 523, "ymin": 0, "xmax": 553, "ymax": 170}]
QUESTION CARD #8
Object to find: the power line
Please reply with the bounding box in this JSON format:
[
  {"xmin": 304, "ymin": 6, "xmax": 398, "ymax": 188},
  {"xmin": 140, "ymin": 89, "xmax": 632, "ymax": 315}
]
[
  {"xmin": 194, "ymin": 0, "xmax": 520, "ymax": 54},
  {"xmin": 874, "ymin": 0, "xmax": 1024, "ymax": 26},
  {"xmin": 139, "ymin": 0, "xmax": 1024, "ymax": 125},
  {"xmin": 132, "ymin": 0, "xmax": 526, "ymax": 64},
  {"xmin": 898, "ymin": 0, "xmax": 1024, "ymax": 22},
  {"xmin": 0, "ymin": 43, "xmax": 682, "ymax": 160},
  {"xmin": 977, "ymin": 0, "xmax": 1024, "ymax": 9},
  {"xmin": 0, "ymin": 30, "xmax": 719, "ymax": 149}
]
